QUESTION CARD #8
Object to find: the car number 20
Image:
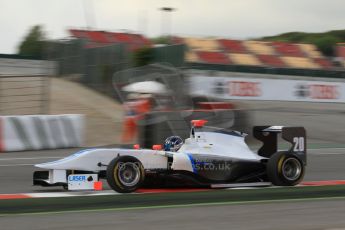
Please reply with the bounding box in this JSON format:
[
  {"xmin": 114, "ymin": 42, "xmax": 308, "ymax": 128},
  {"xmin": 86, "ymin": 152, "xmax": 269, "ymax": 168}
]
[{"xmin": 293, "ymin": 137, "xmax": 305, "ymax": 152}]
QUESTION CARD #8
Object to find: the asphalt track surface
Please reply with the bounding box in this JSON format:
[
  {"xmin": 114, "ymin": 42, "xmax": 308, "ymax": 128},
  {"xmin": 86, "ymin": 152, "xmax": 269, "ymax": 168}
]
[
  {"xmin": 1, "ymin": 100, "xmax": 344, "ymax": 229},
  {"xmin": 1, "ymin": 199, "xmax": 345, "ymax": 230}
]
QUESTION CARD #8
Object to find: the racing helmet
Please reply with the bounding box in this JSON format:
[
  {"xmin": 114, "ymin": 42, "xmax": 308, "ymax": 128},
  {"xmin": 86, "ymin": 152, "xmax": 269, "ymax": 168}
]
[{"xmin": 164, "ymin": 136, "xmax": 183, "ymax": 152}]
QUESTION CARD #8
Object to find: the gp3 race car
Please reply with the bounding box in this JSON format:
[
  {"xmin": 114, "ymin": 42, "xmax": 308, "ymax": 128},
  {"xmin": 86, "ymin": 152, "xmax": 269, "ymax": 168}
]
[{"xmin": 33, "ymin": 120, "xmax": 306, "ymax": 193}]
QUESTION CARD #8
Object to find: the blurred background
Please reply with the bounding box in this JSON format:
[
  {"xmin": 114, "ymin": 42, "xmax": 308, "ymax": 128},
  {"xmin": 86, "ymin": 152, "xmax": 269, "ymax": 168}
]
[{"xmin": 0, "ymin": 0, "xmax": 344, "ymax": 152}]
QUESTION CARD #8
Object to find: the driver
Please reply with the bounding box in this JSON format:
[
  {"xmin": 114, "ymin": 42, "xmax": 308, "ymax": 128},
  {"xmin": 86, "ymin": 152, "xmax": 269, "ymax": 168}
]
[{"xmin": 164, "ymin": 136, "xmax": 183, "ymax": 152}]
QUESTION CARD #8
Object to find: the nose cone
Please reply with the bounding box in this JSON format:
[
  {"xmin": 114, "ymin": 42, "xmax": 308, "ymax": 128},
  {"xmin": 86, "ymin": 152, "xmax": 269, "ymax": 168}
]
[
  {"xmin": 35, "ymin": 159, "xmax": 64, "ymax": 169},
  {"xmin": 34, "ymin": 149, "xmax": 94, "ymax": 169}
]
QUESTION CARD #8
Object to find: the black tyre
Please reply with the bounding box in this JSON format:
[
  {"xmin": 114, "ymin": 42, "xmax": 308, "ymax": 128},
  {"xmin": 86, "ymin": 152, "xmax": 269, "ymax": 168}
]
[
  {"xmin": 106, "ymin": 156, "xmax": 145, "ymax": 193},
  {"xmin": 62, "ymin": 184, "xmax": 68, "ymax": 190},
  {"xmin": 267, "ymin": 152, "xmax": 305, "ymax": 186}
]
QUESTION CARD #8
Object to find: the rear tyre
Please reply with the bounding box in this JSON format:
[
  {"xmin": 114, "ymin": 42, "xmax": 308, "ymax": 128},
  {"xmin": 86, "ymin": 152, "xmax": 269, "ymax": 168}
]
[
  {"xmin": 267, "ymin": 152, "xmax": 305, "ymax": 186},
  {"xmin": 106, "ymin": 156, "xmax": 145, "ymax": 193}
]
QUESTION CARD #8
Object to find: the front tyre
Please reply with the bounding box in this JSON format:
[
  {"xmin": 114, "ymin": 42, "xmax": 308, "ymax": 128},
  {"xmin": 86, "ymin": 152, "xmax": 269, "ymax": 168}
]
[
  {"xmin": 267, "ymin": 152, "xmax": 305, "ymax": 186},
  {"xmin": 106, "ymin": 156, "xmax": 145, "ymax": 193}
]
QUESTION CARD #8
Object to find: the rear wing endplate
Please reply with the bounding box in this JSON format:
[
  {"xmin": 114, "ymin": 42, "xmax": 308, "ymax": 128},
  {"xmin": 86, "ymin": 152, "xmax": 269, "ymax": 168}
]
[{"xmin": 253, "ymin": 126, "xmax": 307, "ymax": 164}]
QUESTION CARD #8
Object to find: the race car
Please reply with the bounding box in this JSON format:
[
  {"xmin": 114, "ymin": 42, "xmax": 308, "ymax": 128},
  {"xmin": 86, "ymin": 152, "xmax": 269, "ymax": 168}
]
[{"xmin": 33, "ymin": 120, "xmax": 306, "ymax": 193}]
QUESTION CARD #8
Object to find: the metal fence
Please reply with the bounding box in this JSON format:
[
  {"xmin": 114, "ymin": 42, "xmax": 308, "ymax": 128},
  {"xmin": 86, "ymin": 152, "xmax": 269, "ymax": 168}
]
[
  {"xmin": 45, "ymin": 39, "xmax": 186, "ymax": 98},
  {"xmin": 46, "ymin": 39, "xmax": 132, "ymax": 96},
  {"xmin": 186, "ymin": 62, "xmax": 345, "ymax": 79},
  {"xmin": 0, "ymin": 75, "xmax": 50, "ymax": 115}
]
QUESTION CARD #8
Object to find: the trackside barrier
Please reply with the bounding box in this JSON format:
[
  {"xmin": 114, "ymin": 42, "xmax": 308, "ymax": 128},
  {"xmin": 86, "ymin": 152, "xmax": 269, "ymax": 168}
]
[
  {"xmin": 189, "ymin": 76, "xmax": 345, "ymax": 103},
  {"xmin": 0, "ymin": 114, "xmax": 85, "ymax": 152}
]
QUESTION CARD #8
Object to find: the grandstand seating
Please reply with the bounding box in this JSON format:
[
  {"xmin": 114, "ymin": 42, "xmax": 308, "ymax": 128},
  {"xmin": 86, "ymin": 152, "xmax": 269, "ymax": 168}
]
[
  {"xmin": 185, "ymin": 51, "xmax": 200, "ymax": 62},
  {"xmin": 336, "ymin": 44, "xmax": 345, "ymax": 58},
  {"xmin": 184, "ymin": 37, "xmax": 220, "ymax": 51},
  {"xmin": 281, "ymin": 57, "xmax": 320, "ymax": 69},
  {"xmin": 272, "ymin": 42, "xmax": 305, "ymax": 57},
  {"xmin": 298, "ymin": 44, "xmax": 322, "ymax": 58},
  {"xmin": 171, "ymin": 36, "xmax": 185, "ymax": 44},
  {"xmin": 257, "ymin": 54, "xmax": 286, "ymax": 67},
  {"xmin": 337, "ymin": 44, "xmax": 345, "ymax": 67},
  {"xmin": 197, "ymin": 51, "xmax": 230, "ymax": 64},
  {"xmin": 69, "ymin": 29, "xmax": 90, "ymax": 40},
  {"xmin": 69, "ymin": 29, "xmax": 151, "ymax": 50},
  {"xmin": 336, "ymin": 44, "xmax": 345, "ymax": 66},
  {"xmin": 87, "ymin": 31, "xmax": 110, "ymax": 43},
  {"xmin": 111, "ymin": 33, "xmax": 134, "ymax": 43},
  {"xmin": 218, "ymin": 39, "xmax": 246, "ymax": 53},
  {"xmin": 313, "ymin": 58, "xmax": 333, "ymax": 69},
  {"xmin": 228, "ymin": 53, "xmax": 262, "ymax": 66},
  {"xmin": 68, "ymin": 29, "xmax": 340, "ymax": 70},
  {"xmin": 243, "ymin": 41, "xmax": 275, "ymax": 55}
]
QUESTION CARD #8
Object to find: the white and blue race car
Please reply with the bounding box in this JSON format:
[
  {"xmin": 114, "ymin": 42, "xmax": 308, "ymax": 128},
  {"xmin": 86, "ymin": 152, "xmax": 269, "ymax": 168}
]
[{"xmin": 34, "ymin": 120, "xmax": 306, "ymax": 193}]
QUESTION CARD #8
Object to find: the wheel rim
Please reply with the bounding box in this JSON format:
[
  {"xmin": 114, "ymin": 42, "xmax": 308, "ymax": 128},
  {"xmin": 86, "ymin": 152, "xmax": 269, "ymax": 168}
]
[
  {"xmin": 117, "ymin": 162, "xmax": 141, "ymax": 187},
  {"xmin": 282, "ymin": 158, "xmax": 302, "ymax": 181}
]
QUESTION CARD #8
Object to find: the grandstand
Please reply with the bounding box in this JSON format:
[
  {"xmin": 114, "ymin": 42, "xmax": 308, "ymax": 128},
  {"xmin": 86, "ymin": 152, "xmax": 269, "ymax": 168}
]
[
  {"xmin": 243, "ymin": 40, "xmax": 275, "ymax": 55},
  {"xmin": 228, "ymin": 53, "xmax": 261, "ymax": 66},
  {"xmin": 69, "ymin": 29, "xmax": 152, "ymax": 50},
  {"xmin": 336, "ymin": 43, "xmax": 345, "ymax": 67},
  {"xmin": 197, "ymin": 51, "xmax": 230, "ymax": 64},
  {"xmin": 185, "ymin": 51, "xmax": 199, "ymax": 62},
  {"xmin": 173, "ymin": 36, "xmax": 339, "ymax": 70},
  {"xmin": 218, "ymin": 39, "xmax": 247, "ymax": 53},
  {"xmin": 67, "ymin": 29, "xmax": 344, "ymax": 70}
]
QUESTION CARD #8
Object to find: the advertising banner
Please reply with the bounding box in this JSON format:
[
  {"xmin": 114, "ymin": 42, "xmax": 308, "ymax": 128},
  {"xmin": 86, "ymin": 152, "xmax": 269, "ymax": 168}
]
[{"xmin": 190, "ymin": 76, "xmax": 345, "ymax": 103}]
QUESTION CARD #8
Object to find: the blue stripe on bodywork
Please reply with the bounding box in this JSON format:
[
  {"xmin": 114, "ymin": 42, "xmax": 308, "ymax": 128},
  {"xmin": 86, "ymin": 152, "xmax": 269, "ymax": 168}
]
[{"xmin": 187, "ymin": 154, "xmax": 197, "ymax": 174}]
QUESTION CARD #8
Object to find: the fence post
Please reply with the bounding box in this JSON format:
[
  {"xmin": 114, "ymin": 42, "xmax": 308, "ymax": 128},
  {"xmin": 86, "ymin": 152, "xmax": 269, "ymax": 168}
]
[
  {"xmin": 41, "ymin": 75, "xmax": 51, "ymax": 114},
  {"xmin": 0, "ymin": 77, "xmax": 2, "ymax": 114}
]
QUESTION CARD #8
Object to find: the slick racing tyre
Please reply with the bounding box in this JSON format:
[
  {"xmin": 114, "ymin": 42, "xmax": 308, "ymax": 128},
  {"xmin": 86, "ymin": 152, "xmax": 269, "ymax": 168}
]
[
  {"xmin": 267, "ymin": 152, "xmax": 305, "ymax": 186},
  {"xmin": 106, "ymin": 156, "xmax": 145, "ymax": 193}
]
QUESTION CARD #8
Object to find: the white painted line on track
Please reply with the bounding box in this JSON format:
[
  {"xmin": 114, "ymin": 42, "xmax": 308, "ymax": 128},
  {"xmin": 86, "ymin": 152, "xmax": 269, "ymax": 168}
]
[
  {"xmin": 0, "ymin": 163, "xmax": 34, "ymax": 167},
  {"xmin": 23, "ymin": 191, "xmax": 119, "ymax": 198},
  {"xmin": 29, "ymin": 193, "xmax": 77, "ymax": 198},
  {"xmin": 309, "ymin": 147, "xmax": 345, "ymax": 150},
  {"xmin": 0, "ymin": 157, "xmax": 60, "ymax": 161},
  {"xmin": 310, "ymin": 153, "xmax": 345, "ymax": 155}
]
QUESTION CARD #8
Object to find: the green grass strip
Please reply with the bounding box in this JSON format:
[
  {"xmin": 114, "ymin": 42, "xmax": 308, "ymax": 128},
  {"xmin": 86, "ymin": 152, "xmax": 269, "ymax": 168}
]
[{"xmin": 0, "ymin": 185, "xmax": 344, "ymax": 215}]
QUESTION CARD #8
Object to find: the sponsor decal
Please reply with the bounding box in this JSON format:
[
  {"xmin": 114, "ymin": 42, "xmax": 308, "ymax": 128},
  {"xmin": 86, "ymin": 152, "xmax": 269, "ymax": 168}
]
[
  {"xmin": 213, "ymin": 81, "xmax": 226, "ymax": 95},
  {"xmin": 295, "ymin": 84, "xmax": 309, "ymax": 98},
  {"xmin": 309, "ymin": 84, "xmax": 339, "ymax": 100},
  {"xmin": 68, "ymin": 175, "xmax": 94, "ymax": 182},
  {"xmin": 68, "ymin": 175, "xmax": 86, "ymax": 182},
  {"xmin": 228, "ymin": 81, "xmax": 261, "ymax": 97},
  {"xmin": 295, "ymin": 84, "xmax": 340, "ymax": 100},
  {"xmin": 193, "ymin": 76, "xmax": 345, "ymax": 102},
  {"xmin": 68, "ymin": 174, "xmax": 98, "ymax": 190}
]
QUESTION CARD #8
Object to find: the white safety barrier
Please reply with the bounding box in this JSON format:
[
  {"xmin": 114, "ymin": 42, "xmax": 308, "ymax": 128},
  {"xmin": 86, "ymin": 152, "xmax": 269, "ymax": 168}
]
[
  {"xmin": 0, "ymin": 114, "xmax": 84, "ymax": 152},
  {"xmin": 189, "ymin": 76, "xmax": 345, "ymax": 103}
]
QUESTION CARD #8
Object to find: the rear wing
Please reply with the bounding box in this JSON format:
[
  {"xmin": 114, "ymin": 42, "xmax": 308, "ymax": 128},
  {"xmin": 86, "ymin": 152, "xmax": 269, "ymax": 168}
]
[{"xmin": 253, "ymin": 126, "xmax": 306, "ymax": 164}]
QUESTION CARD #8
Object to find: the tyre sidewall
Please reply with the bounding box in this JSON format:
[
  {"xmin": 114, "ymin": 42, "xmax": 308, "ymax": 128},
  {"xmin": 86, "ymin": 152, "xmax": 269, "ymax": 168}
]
[
  {"xmin": 106, "ymin": 156, "xmax": 145, "ymax": 193},
  {"xmin": 267, "ymin": 152, "xmax": 305, "ymax": 186}
]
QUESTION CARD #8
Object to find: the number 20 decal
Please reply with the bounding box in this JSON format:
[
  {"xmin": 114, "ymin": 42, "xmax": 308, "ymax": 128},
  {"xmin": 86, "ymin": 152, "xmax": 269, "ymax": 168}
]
[{"xmin": 293, "ymin": 137, "xmax": 305, "ymax": 152}]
